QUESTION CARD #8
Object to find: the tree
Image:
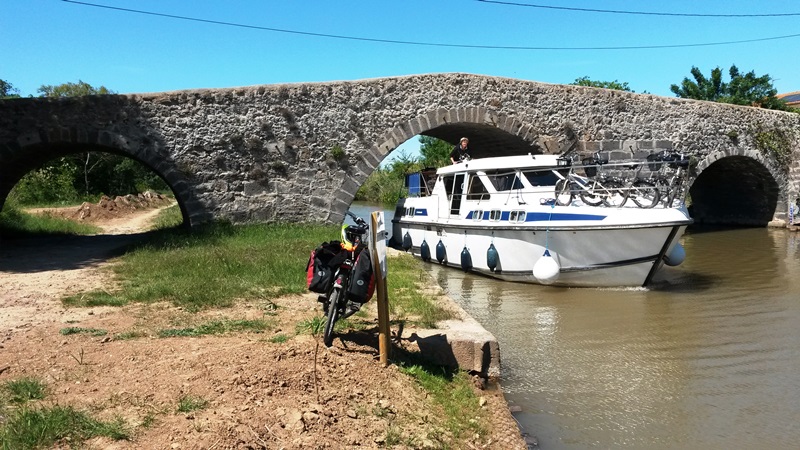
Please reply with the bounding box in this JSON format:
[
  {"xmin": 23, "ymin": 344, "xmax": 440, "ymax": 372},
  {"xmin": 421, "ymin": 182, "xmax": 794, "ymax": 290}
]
[
  {"xmin": 37, "ymin": 80, "xmax": 112, "ymax": 97},
  {"xmin": 418, "ymin": 135, "xmax": 452, "ymax": 168},
  {"xmin": 670, "ymin": 65, "xmax": 791, "ymax": 111},
  {"xmin": 1, "ymin": 79, "xmax": 21, "ymax": 99},
  {"xmin": 571, "ymin": 76, "xmax": 633, "ymax": 92}
]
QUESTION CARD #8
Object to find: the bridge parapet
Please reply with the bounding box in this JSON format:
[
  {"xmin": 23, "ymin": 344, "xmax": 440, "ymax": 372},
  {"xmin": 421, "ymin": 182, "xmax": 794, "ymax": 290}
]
[{"xmin": 1, "ymin": 73, "xmax": 798, "ymax": 227}]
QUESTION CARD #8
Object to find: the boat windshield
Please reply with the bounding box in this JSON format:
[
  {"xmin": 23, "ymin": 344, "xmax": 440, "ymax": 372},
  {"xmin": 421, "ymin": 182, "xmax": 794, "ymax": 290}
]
[
  {"xmin": 522, "ymin": 168, "xmax": 561, "ymax": 187},
  {"xmin": 485, "ymin": 170, "xmax": 524, "ymax": 191}
]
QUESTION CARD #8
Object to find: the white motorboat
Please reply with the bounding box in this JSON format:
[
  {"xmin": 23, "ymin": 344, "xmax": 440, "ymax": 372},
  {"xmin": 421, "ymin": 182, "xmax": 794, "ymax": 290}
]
[{"xmin": 390, "ymin": 153, "xmax": 693, "ymax": 287}]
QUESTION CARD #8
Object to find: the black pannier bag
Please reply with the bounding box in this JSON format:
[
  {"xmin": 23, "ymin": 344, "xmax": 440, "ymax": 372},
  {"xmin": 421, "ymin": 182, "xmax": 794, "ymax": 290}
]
[
  {"xmin": 306, "ymin": 240, "xmax": 346, "ymax": 293},
  {"xmin": 346, "ymin": 249, "xmax": 376, "ymax": 304}
]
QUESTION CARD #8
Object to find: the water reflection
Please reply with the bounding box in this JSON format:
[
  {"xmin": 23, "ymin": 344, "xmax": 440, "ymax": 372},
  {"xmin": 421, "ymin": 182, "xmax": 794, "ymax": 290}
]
[{"xmin": 425, "ymin": 228, "xmax": 800, "ymax": 449}]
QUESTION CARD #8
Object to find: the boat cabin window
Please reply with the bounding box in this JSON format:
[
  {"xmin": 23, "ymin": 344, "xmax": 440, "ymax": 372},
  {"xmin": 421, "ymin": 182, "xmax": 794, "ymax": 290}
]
[
  {"xmin": 466, "ymin": 174, "xmax": 491, "ymax": 200},
  {"xmin": 489, "ymin": 210, "xmax": 502, "ymax": 221},
  {"xmin": 485, "ymin": 170, "xmax": 524, "ymax": 191},
  {"xmin": 509, "ymin": 210, "xmax": 526, "ymax": 223},
  {"xmin": 405, "ymin": 207, "xmax": 416, "ymax": 217},
  {"xmin": 471, "ymin": 210, "xmax": 483, "ymax": 221},
  {"xmin": 522, "ymin": 169, "xmax": 561, "ymax": 187}
]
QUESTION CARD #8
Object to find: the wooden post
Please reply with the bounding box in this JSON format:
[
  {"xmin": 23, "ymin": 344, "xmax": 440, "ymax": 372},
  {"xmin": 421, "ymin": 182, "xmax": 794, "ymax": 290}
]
[{"xmin": 371, "ymin": 211, "xmax": 391, "ymax": 366}]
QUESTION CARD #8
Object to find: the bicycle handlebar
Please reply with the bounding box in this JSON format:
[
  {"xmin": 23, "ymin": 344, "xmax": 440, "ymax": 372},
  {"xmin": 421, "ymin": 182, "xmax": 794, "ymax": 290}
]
[{"xmin": 346, "ymin": 211, "xmax": 368, "ymax": 227}]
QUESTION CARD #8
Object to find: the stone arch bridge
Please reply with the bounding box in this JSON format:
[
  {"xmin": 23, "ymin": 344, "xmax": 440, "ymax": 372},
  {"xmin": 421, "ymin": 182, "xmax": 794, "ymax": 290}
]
[{"xmin": 1, "ymin": 73, "xmax": 799, "ymax": 227}]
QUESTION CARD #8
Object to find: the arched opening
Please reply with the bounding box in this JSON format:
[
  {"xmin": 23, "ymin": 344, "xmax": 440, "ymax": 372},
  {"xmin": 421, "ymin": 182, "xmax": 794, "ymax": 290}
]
[
  {"xmin": 1, "ymin": 144, "xmax": 187, "ymax": 238},
  {"xmin": 689, "ymin": 155, "xmax": 779, "ymax": 226},
  {"xmin": 422, "ymin": 122, "xmax": 543, "ymax": 158}
]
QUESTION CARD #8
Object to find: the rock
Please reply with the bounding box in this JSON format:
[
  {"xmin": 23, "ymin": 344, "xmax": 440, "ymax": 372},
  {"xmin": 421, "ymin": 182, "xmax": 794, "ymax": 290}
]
[{"xmin": 284, "ymin": 409, "xmax": 305, "ymax": 432}]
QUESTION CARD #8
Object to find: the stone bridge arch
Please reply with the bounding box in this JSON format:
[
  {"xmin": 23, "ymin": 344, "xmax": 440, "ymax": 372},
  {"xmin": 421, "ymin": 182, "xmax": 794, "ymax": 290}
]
[
  {"xmin": 332, "ymin": 108, "xmax": 539, "ymax": 216},
  {"xmin": 1, "ymin": 73, "xmax": 798, "ymax": 228},
  {"xmin": 2, "ymin": 123, "xmax": 207, "ymax": 226},
  {"xmin": 690, "ymin": 149, "xmax": 787, "ymax": 226}
]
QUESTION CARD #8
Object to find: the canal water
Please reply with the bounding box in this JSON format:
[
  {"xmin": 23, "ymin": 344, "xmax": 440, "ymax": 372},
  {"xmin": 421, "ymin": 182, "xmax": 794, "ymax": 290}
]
[{"xmin": 349, "ymin": 203, "xmax": 800, "ymax": 449}]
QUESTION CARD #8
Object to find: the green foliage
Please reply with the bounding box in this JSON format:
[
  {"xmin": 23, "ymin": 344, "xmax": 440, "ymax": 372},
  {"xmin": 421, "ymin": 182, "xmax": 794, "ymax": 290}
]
[
  {"xmin": 419, "ymin": 135, "xmax": 452, "ymax": 168},
  {"xmin": 357, "ymin": 136, "xmax": 452, "ymax": 205},
  {"xmin": 753, "ymin": 126, "xmax": 793, "ymax": 172},
  {"xmin": 0, "ymin": 405, "xmax": 129, "ymax": 448},
  {"xmin": 331, "ymin": 144, "xmax": 345, "ymax": 159},
  {"xmin": 571, "ymin": 76, "xmax": 633, "ymax": 92},
  {"xmin": 670, "ymin": 65, "xmax": 792, "ymax": 111},
  {"xmin": 9, "ymin": 160, "xmax": 80, "ymax": 205},
  {"xmin": 0, "ymin": 79, "xmax": 21, "ymax": 98},
  {"xmin": 355, "ymin": 166, "xmax": 407, "ymax": 205},
  {"xmin": 37, "ymin": 79, "xmax": 113, "ymax": 97},
  {"xmin": 3, "ymin": 378, "xmax": 47, "ymax": 404}
]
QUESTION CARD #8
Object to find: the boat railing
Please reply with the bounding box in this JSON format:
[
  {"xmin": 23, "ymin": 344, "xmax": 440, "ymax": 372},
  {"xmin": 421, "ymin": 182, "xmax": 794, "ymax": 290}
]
[{"xmin": 553, "ymin": 151, "xmax": 691, "ymax": 209}]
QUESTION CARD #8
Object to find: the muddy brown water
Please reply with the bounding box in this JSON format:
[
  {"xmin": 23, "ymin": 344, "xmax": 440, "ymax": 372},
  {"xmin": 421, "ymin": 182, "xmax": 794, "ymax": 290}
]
[{"xmin": 422, "ymin": 227, "xmax": 800, "ymax": 449}]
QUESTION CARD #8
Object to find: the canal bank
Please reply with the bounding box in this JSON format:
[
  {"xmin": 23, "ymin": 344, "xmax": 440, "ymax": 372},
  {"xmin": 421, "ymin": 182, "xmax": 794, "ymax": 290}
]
[{"xmin": 386, "ymin": 248, "xmax": 532, "ymax": 449}]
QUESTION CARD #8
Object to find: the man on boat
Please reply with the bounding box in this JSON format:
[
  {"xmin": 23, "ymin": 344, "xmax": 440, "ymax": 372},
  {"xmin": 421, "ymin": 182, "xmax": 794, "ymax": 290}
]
[{"xmin": 450, "ymin": 137, "xmax": 472, "ymax": 164}]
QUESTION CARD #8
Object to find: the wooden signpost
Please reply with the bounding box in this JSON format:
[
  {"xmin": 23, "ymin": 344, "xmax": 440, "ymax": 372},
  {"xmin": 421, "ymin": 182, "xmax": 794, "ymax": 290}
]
[{"xmin": 371, "ymin": 211, "xmax": 391, "ymax": 366}]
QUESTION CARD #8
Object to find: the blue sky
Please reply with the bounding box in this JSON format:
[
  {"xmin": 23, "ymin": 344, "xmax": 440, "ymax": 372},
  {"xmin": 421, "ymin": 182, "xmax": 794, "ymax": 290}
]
[{"xmin": 4, "ymin": 0, "xmax": 799, "ymax": 160}]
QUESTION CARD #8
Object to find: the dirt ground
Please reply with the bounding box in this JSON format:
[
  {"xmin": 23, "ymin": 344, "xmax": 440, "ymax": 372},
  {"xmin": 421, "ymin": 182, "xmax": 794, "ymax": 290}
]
[{"xmin": 0, "ymin": 200, "xmax": 529, "ymax": 449}]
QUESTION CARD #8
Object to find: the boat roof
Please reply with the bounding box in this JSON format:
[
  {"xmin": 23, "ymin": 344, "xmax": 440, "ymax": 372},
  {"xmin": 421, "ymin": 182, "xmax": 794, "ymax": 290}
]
[{"xmin": 437, "ymin": 154, "xmax": 565, "ymax": 175}]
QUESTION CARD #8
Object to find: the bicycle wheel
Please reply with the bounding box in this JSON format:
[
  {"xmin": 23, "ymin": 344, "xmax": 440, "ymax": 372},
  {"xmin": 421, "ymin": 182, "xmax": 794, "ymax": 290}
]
[
  {"xmin": 630, "ymin": 180, "xmax": 660, "ymax": 208},
  {"xmin": 323, "ymin": 288, "xmax": 341, "ymax": 347},
  {"xmin": 554, "ymin": 179, "xmax": 573, "ymax": 206},
  {"xmin": 579, "ymin": 180, "xmax": 606, "ymax": 207},
  {"xmin": 603, "ymin": 179, "xmax": 627, "ymax": 207}
]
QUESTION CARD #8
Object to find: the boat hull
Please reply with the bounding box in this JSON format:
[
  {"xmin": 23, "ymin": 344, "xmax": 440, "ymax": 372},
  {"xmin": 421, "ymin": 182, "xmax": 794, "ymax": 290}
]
[{"xmin": 392, "ymin": 220, "xmax": 688, "ymax": 287}]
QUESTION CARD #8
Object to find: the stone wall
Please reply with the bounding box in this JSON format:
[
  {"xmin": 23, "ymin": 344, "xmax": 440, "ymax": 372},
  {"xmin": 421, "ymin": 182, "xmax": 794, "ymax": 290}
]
[{"xmin": 1, "ymin": 73, "xmax": 798, "ymax": 226}]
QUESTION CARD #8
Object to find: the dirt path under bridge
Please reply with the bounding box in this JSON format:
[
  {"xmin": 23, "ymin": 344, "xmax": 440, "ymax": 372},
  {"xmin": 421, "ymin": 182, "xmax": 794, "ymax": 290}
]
[{"xmin": 0, "ymin": 202, "xmax": 528, "ymax": 449}]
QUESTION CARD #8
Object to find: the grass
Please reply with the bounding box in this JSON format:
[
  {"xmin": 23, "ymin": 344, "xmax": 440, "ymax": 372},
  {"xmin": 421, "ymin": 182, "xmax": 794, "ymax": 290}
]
[
  {"xmin": 59, "ymin": 327, "xmax": 108, "ymax": 336},
  {"xmin": 382, "ymin": 252, "xmax": 454, "ymax": 328},
  {"xmin": 42, "ymin": 216, "xmax": 451, "ymax": 327},
  {"xmin": 158, "ymin": 318, "xmax": 274, "ymax": 338},
  {"xmin": 176, "ymin": 395, "xmax": 208, "ymax": 413},
  {"xmin": 0, "ymin": 378, "xmax": 130, "ymax": 449},
  {"xmin": 114, "ymin": 330, "xmax": 147, "ymax": 340},
  {"xmin": 399, "ymin": 363, "xmax": 487, "ymax": 445},
  {"xmin": 2, "ymin": 378, "xmax": 47, "ymax": 404},
  {"xmin": 0, "ymin": 405, "xmax": 129, "ymax": 449},
  {"xmin": 149, "ymin": 203, "xmax": 184, "ymax": 230},
  {"xmin": 62, "ymin": 222, "xmax": 338, "ymax": 311},
  {"xmin": 0, "ymin": 204, "xmax": 101, "ymax": 237}
]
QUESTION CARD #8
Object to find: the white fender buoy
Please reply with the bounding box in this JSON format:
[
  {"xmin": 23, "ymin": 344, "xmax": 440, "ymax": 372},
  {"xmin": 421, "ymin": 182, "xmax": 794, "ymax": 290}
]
[
  {"xmin": 533, "ymin": 249, "xmax": 560, "ymax": 284},
  {"xmin": 664, "ymin": 242, "xmax": 685, "ymax": 266}
]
